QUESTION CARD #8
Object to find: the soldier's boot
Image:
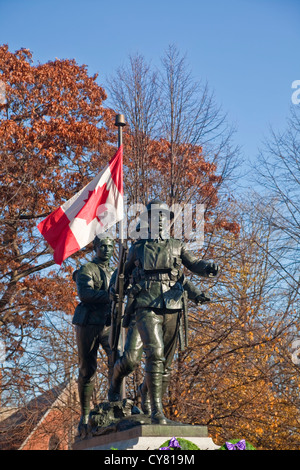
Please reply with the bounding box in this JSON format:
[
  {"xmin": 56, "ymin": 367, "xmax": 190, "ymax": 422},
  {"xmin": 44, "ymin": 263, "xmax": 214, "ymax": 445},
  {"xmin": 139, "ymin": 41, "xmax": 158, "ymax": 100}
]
[
  {"xmin": 107, "ymin": 350, "xmax": 116, "ymax": 384},
  {"xmin": 146, "ymin": 372, "xmax": 168, "ymax": 425},
  {"xmin": 161, "ymin": 374, "xmax": 170, "ymax": 397},
  {"xmin": 108, "ymin": 380, "xmax": 122, "ymax": 402},
  {"xmin": 78, "ymin": 381, "xmax": 94, "ymax": 437},
  {"xmin": 137, "ymin": 373, "xmax": 170, "ymax": 416},
  {"xmin": 137, "ymin": 381, "xmax": 151, "ymax": 415}
]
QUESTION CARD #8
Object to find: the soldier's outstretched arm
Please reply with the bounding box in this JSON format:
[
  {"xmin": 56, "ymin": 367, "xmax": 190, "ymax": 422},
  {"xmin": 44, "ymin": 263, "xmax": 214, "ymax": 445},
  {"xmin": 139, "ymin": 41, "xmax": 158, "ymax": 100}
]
[
  {"xmin": 183, "ymin": 278, "xmax": 211, "ymax": 304},
  {"xmin": 180, "ymin": 243, "xmax": 219, "ymax": 278}
]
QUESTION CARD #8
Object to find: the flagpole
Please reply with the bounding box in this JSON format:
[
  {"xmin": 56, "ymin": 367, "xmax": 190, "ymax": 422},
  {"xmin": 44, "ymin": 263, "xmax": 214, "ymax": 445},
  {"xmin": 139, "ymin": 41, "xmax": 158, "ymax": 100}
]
[
  {"xmin": 115, "ymin": 114, "xmax": 126, "ymax": 400},
  {"xmin": 115, "ymin": 114, "xmax": 126, "ymax": 243}
]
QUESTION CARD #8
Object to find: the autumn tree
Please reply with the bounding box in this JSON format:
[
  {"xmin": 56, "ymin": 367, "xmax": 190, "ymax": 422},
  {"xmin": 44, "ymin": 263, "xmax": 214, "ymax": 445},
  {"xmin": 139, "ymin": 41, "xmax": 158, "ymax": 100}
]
[
  {"xmin": 108, "ymin": 45, "xmax": 240, "ymax": 244},
  {"xmin": 106, "ymin": 46, "xmax": 241, "ymax": 402},
  {"xmin": 253, "ymin": 104, "xmax": 300, "ymax": 295},
  {"xmin": 108, "ymin": 53, "xmax": 159, "ymax": 204},
  {"xmin": 0, "ymin": 44, "xmax": 117, "ymax": 406},
  {"xmin": 161, "ymin": 197, "xmax": 299, "ymax": 450},
  {"xmin": 3, "ymin": 43, "xmax": 299, "ymax": 451},
  {"xmin": 157, "ymin": 45, "xmax": 239, "ymax": 205}
]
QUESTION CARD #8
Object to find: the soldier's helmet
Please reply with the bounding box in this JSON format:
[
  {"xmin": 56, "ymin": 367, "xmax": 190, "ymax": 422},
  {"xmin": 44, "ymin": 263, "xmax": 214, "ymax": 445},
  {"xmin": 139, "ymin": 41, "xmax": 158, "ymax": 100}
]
[
  {"xmin": 134, "ymin": 200, "xmax": 173, "ymax": 240},
  {"xmin": 145, "ymin": 200, "xmax": 173, "ymax": 217}
]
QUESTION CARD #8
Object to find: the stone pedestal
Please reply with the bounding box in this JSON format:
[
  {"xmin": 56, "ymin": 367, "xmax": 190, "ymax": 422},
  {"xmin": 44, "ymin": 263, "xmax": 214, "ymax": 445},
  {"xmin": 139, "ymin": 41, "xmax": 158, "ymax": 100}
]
[
  {"xmin": 72, "ymin": 400, "xmax": 219, "ymax": 451},
  {"xmin": 73, "ymin": 423, "xmax": 218, "ymax": 450}
]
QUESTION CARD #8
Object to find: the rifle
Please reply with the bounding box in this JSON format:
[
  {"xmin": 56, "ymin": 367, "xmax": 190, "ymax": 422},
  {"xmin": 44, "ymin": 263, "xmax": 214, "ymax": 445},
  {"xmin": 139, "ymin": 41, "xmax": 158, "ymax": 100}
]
[
  {"xmin": 182, "ymin": 290, "xmax": 189, "ymax": 350},
  {"xmin": 109, "ymin": 241, "xmax": 128, "ymax": 365},
  {"xmin": 179, "ymin": 290, "xmax": 211, "ymax": 351}
]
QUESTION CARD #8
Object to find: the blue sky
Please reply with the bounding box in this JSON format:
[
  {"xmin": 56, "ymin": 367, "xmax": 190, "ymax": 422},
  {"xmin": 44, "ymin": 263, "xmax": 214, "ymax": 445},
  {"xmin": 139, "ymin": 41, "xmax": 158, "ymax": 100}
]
[{"xmin": 0, "ymin": 0, "xmax": 299, "ymax": 185}]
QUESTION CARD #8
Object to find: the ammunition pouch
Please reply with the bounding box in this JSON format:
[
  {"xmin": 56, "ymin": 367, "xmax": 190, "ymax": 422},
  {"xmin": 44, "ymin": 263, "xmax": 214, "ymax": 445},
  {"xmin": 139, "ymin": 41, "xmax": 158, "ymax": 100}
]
[
  {"xmin": 144, "ymin": 272, "xmax": 170, "ymax": 281},
  {"xmin": 143, "ymin": 269, "xmax": 180, "ymax": 282}
]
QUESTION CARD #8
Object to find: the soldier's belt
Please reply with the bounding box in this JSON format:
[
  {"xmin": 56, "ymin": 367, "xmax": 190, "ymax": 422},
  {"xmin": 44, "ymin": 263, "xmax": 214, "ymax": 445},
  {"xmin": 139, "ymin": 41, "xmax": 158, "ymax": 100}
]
[{"xmin": 144, "ymin": 272, "xmax": 171, "ymax": 281}]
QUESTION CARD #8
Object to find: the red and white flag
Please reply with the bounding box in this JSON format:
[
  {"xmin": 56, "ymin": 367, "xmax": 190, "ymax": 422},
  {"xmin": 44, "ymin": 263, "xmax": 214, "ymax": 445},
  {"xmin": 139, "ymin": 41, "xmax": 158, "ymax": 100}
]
[{"xmin": 38, "ymin": 146, "xmax": 124, "ymax": 265}]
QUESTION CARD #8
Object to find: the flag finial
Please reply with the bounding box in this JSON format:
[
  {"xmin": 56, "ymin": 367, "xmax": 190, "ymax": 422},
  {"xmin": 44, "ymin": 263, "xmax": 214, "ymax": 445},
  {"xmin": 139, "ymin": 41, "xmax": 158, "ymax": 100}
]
[{"xmin": 115, "ymin": 114, "xmax": 126, "ymax": 127}]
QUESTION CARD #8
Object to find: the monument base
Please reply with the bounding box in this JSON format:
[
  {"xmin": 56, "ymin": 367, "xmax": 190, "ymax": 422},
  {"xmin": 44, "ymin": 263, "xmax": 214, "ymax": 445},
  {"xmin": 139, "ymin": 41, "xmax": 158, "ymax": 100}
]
[
  {"xmin": 72, "ymin": 400, "xmax": 219, "ymax": 450},
  {"xmin": 72, "ymin": 423, "xmax": 219, "ymax": 450}
]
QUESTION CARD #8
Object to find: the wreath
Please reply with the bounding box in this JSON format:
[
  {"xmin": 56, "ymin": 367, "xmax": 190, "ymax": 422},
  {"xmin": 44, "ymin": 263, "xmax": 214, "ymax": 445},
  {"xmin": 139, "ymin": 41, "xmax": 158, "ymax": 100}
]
[
  {"xmin": 158, "ymin": 437, "xmax": 200, "ymax": 450},
  {"xmin": 219, "ymin": 439, "xmax": 256, "ymax": 450}
]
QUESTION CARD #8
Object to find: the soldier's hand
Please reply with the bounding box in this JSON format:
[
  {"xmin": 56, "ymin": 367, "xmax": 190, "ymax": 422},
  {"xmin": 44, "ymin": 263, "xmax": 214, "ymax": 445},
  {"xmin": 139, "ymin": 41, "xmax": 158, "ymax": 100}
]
[
  {"xmin": 195, "ymin": 292, "xmax": 211, "ymax": 304},
  {"xmin": 205, "ymin": 262, "xmax": 219, "ymax": 277},
  {"xmin": 109, "ymin": 288, "xmax": 119, "ymax": 303}
]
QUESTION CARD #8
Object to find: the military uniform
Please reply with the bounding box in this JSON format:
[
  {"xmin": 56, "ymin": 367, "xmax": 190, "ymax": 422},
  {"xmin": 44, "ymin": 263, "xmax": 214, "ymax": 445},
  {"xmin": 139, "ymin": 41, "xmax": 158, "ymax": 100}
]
[
  {"xmin": 107, "ymin": 200, "xmax": 218, "ymax": 423},
  {"xmin": 122, "ymin": 235, "xmax": 217, "ymax": 423},
  {"xmin": 108, "ymin": 275, "xmax": 209, "ymax": 413},
  {"xmin": 73, "ymin": 237, "xmax": 115, "ymax": 434}
]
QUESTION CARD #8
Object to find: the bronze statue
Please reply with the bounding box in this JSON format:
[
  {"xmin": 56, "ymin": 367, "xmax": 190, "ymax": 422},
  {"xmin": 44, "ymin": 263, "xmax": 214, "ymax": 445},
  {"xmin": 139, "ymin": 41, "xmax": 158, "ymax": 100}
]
[
  {"xmin": 72, "ymin": 236, "xmax": 115, "ymax": 436},
  {"xmin": 108, "ymin": 200, "xmax": 219, "ymax": 425},
  {"xmin": 108, "ymin": 276, "xmax": 210, "ymax": 413}
]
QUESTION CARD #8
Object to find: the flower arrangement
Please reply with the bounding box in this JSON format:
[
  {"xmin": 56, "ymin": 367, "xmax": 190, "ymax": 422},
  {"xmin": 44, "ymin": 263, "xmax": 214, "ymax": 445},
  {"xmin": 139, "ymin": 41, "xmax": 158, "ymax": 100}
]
[
  {"xmin": 158, "ymin": 437, "xmax": 256, "ymax": 451},
  {"xmin": 219, "ymin": 439, "xmax": 256, "ymax": 450},
  {"xmin": 159, "ymin": 437, "xmax": 200, "ymax": 450}
]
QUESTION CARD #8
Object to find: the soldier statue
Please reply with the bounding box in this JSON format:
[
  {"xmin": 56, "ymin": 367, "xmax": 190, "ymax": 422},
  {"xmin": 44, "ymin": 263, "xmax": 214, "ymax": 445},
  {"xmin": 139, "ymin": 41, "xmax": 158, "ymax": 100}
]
[
  {"xmin": 72, "ymin": 236, "xmax": 115, "ymax": 436},
  {"xmin": 108, "ymin": 200, "xmax": 219, "ymax": 425},
  {"xmin": 108, "ymin": 276, "xmax": 210, "ymax": 413}
]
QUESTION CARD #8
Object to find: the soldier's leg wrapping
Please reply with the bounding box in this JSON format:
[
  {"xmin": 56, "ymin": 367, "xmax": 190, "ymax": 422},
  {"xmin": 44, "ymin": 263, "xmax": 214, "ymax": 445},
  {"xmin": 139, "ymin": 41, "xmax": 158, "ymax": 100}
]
[
  {"xmin": 136, "ymin": 309, "xmax": 167, "ymax": 424},
  {"xmin": 108, "ymin": 319, "xmax": 143, "ymax": 401},
  {"xmin": 138, "ymin": 364, "xmax": 172, "ymax": 415},
  {"xmin": 137, "ymin": 310, "xmax": 180, "ymax": 418},
  {"xmin": 137, "ymin": 378, "xmax": 151, "ymax": 415},
  {"xmin": 76, "ymin": 325, "xmax": 99, "ymax": 424}
]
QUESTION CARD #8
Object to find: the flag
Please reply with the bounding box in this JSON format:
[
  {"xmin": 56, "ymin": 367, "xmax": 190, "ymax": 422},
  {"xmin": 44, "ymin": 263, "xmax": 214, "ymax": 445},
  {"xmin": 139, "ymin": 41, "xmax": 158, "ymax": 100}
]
[{"xmin": 38, "ymin": 146, "xmax": 124, "ymax": 265}]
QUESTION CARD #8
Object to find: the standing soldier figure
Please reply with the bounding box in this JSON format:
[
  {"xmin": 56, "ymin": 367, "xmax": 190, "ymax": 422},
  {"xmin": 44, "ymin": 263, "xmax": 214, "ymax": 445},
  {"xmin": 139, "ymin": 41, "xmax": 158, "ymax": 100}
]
[
  {"xmin": 72, "ymin": 236, "xmax": 115, "ymax": 436},
  {"xmin": 108, "ymin": 276, "xmax": 210, "ymax": 413},
  {"xmin": 110, "ymin": 200, "xmax": 219, "ymax": 425}
]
